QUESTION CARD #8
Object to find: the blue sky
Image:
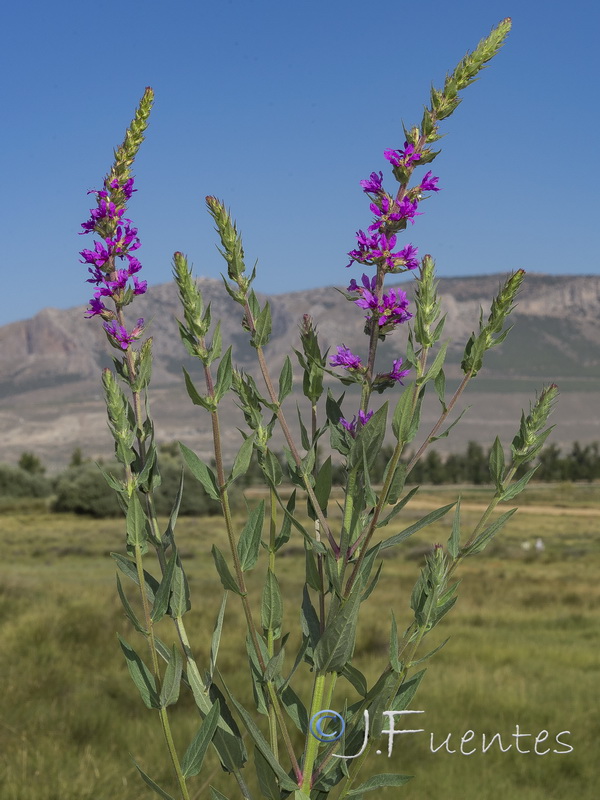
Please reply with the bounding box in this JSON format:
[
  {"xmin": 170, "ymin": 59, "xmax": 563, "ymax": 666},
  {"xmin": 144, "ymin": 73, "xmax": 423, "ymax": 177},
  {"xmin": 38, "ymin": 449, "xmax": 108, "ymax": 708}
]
[{"xmin": 1, "ymin": 0, "xmax": 598, "ymax": 325}]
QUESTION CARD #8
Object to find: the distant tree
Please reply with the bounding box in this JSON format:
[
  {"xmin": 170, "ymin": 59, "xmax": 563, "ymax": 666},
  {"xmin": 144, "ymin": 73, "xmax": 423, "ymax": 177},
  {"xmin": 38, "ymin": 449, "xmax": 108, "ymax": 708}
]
[
  {"xmin": 0, "ymin": 464, "xmax": 51, "ymax": 498},
  {"xmin": 69, "ymin": 447, "xmax": 85, "ymax": 467},
  {"xmin": 18, "ymin": 451, "xmax": 46, "ymax": 475},
  {"xmin": 465, "ymin": 442, "xmax": 488, "ymax": 485}
]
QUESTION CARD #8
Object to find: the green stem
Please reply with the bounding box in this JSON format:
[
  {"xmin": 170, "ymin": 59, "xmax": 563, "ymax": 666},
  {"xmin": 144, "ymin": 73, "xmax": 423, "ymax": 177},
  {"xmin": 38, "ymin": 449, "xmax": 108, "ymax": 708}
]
[{"xmin": 301, "ymin": 672, "xmax": 328, "ymax": 792}]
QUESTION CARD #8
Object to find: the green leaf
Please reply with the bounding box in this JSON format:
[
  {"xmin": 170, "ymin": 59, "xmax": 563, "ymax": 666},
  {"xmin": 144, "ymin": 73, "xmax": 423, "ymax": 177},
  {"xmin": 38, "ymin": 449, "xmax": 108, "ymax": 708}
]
[
  {"xmin": 499, "ymin": 466, "xmax": 539, "ymax": 502},
  {"xmin": 350, "ymin": 404, "xmax": 387, "ymax": 471},
  {"xmin": 116, "ymin": 574, "xmax": 146, "ymax": 633},
  {"xmin": 181, "ymin": 700, "xmax": 220, "ymax": 777},
  {"xmin": 264, "ymin": 647, "xmax": 286, "ymax": 682},
  {"xmin": 126, "ymin": 493, "xmax": 147, "ymax": 552},
  {"xmin": 210, "ymin": 789, "xmax": 231, "ymax": 800},
  {"xmin": 447, "ymin": 498, "xmax": 461, "ymax": 559},
  {"xmin": 391, "ymin": 668, "xmax": 427, "ymax": 711},
  {"xmin": 389, "ymin": 611, "xmax": 401, "ymax": 673},
  {"xmin": 376, "ymin": 486, "xmax": 420, "ymax": 528},
  {"xmin": 237, "ymin": 501, "xmax": 265, "ymax": 571},
  {"xmin": 179, "ymin": 443, "xmax": 220, "ymax": 500},
  {"xmin": 463, "ymin": 508, "xmax": 517, "ymax": 556},
  {"xmin": 212, "ymin": 545, "xmax": 243, "ymax": 595},
  {"xmin": 373, "ymin": 502, "xmax": 455, "ymax": 554},
  {"xmin": 208, "ymin": 593, "xmax": 228, "ymax": 684},
  {"xmin": 252, "ymin": 301, "xmax": 272, "ymax": 348},
  {"xmin": 169, "ymin": 554, "xmax": 192, "ymax": 617},
  {"xmin": 346, "ymin": 773, "xmax": 413, "ymax": 796},
  {"xmin": 151, "ymin": 547, "xmax": 177, "ymax": 622},
  {"xmin": 223, "ymin": 687, "xmax": 298, "ymax": 792},
  {"xmin": 421, "ymin": 342, "xmax": 447, "ymax": 385},
  {"xmin": 132, "ymin": 759, "xmax": 176, "ymax": 799},
  {"xmin": 260, "ymin": 448, "xmax": 283, "ymax": 487},
  {"xmin": 254, "ymin": 745, "xmax": 282, "ymax": 800},
  {"xmin": 111, "ymin": 553, "xmax": 159, "ymax": 603},
  {"xmin": 489, "ymin": 436, "xmax": 505, "ymax": 491},
  {"xmin": 278, "ymin": 355, "xmax": 293, "ymax": 403},
  {"xmin": 313, "ymin": 586, "xmax": 362, "ymax": 673},
  {"xmin": 430, "ymin": 405, "xmax": 471, "ymax": 441},
  {"xmin": 341, "ymin": 663, "xmax": 367, "ymax": 697},
  {"xmin": 383, "ymin": 461, "xmax": 406, "ymax": 506},
  {"xmin": 214, "ymin": 346, "xmax": 233, "ymax": 403},
  {"xmin": 392, "ymin": 384, "xmax": 422, "ymax": 444},
  {"xmin": 309, "ymin": 456, "xmax": 332, "ymax": 520},
  {"xmin": 229, "ymin": 433, "xmax": 255, "ymax": 486},
  {"xmin": 261, "ymin": 569, "xmax": 283, "ymax": 635},
  {"xmin": 182, "ymin": 366, "xmax": 215, "ymax": 411},
  {"xmin": 274, "ymin": 489, "xmax": 295, "ymax": 550},
  {"xmin": 118, "ymin": 635, "xmax": 159, "ymax": 709},
  {"xmin": 434, "ymin": 367, "xmax": 446, "ymax": 411},
  {"xmin": 160, "ymin": 645, "xmax": 182, "ymax": 707}
]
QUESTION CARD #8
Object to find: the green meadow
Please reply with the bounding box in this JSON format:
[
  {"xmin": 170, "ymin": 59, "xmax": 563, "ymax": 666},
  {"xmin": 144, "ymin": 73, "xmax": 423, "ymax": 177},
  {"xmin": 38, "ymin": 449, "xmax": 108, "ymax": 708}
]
[{"xmin": 1, "ymin": 483, "xmax": 598, "ymax": 799}]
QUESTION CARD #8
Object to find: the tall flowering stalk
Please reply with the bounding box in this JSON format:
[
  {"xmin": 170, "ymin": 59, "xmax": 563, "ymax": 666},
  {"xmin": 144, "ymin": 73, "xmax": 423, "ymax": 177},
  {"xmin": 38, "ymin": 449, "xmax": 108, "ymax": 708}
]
[{"xmin": 82, "ymin": 18, "xmax": 560, "ymax": 799}]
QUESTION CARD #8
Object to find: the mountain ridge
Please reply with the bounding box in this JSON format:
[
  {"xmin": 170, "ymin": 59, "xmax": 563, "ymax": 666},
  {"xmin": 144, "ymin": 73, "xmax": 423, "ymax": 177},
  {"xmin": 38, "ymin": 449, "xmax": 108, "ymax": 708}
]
[{"xmin": 1, "ymin": 273, "xmax": 598, "ymax": 468}]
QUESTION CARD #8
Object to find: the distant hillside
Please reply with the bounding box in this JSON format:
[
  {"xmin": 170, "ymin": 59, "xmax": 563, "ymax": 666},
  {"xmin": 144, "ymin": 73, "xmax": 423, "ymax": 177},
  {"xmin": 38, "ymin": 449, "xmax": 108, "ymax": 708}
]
[{"xmin": 1, "ymin": 273, "xmax": 598, "ymax": 468}]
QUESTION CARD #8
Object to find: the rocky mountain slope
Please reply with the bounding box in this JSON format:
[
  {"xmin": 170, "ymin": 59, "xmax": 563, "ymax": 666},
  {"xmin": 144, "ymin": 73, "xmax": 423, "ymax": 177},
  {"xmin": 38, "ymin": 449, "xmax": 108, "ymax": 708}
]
[{"xmin": 1, "ymin": 273, "xmax": 598, "ymax": 468}]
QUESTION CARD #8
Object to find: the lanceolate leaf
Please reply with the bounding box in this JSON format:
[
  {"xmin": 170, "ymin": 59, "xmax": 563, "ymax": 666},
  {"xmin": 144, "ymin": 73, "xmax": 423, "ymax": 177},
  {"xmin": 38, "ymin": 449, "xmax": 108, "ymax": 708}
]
[
  {"xmin": 212, "ymin": 545, "xmax": 243, "ymax": 595},
  {"xmin": 261, "ymin": 569, "xmax": 283, "ymax": 634},
  {"xmin": 278, "ymin": 355, "xmax": 293, "ymax": 403},
  {"xmin": 499, "ymin": 466, "xmax": 539, "ymax": 502},
  {"xmin": 229, "ymin": 433, "xmax": 255, "ymax": 486},
  {"xmin": 372, "ymin": 502, "xmax": 455, "ymax": 555},
  {"xmin": 169, "ymin": 554, "xmax": 192, "ymax": 617},
  {"xmin": 463, "ymin": 508, "xmax": 517, "ymax": 556},
  {"xmin": 151, "ymin": 547, "xmax": 177, "ymax": 622},
  {"xmin": 237, "ymin": 500, "xmax": 265, "ymax": 571},
  {"xmin": 313, "ymin": 586, "xmax": 362, "ymax": 673},
  {"xmin": 117, "ymin": 635, "xmax": 159, "ymax": 709},
  {"xmin": 181, "ymin": 700, "xmax": 221, "ymax": 777},
  {"xmin": 210, "ymin": 789, "xmax": 231, "ymax": 800},
  {"xmin": 126, "ymin": 492, "xmax": 147, "ymax": 551},
  {"xmin": 111, "ymin": 552, "xmax": 159, "ymax": 603},
  {"xmin": 346, "ymin": 773, "xmax": 413, "ymax": 795},
  {"xmin": 116, "ymin": 574, "xmax": 146, "ymax": 633},
  {"xmin": 214, "ymin": 346, "xmax": 233, "ymax": 403},
  {"xmin": 447, "ymin": 498, "xmax": 461, "ymax": 559},
  {"xmin": 160, "ymin": 645, "xmax": 182, "ymax": 707},
  {"xmin": 489, "ymin": 436, "xmax": 505, "ymax": 490},
  {"xmin": 208, "ymin": 593, "xmax": 228, "ymax": 685},
  {"xmin": 132, "ymin": 759, "xmax": 176, "ymax": 799},
  {"xmin": 224, "ymin": 687, "xmax": 298, "ymax": 792},
  {"xmin": 179, "ymin": 443, "xmax": 220, "ymax": 500}
]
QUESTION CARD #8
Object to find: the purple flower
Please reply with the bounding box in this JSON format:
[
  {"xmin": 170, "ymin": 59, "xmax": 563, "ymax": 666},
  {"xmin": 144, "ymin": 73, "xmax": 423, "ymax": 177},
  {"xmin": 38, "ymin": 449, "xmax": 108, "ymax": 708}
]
[
  {"xmin": 367, "ymin": 195, "xmax": 403, "ymax": 232},
  {"xmin": 396, "ymin": 196, "xmax": 421, "ymax": 224},
  {"xmin": 359, "ymin": 171, "xmax": 384, "ymax": 194},
  {"xmin": 85, "ymin": 297, "xmax": 109, "ymax": 318},
  {"xmin": 369, "ymin": 233, "xmax": 408, "ymax": 271},
  {"xmin": 355, "ymin": 287, "xmax": 412, "ymax": 327},
  {"xmin": 103, "ymin": 318, "xmax": 145, "ymax": 350},
  {"xmin": 387, "ymin": 359, "xmax": 410, "ymax": 383},
  {"xmin": 418, "ymin": 171, "xmax": 440, "ymax": 193},
  {"xmin": 330, "ymin": 345, "xmax": 362, "ymax": 370},
  {"xmin": 340, "ymin": 409, "xmax": 374, "ymax": 437},
  {"xmin": 384, "ymin": 142, "xmax": 421, "ymax": 169},
  {"xmin": 109, "ymin": 177, "xmax": 136, "ymax": 200},
  {"xmin": 80, "ymin": 241, "xmax": 112, "ymax": 269},
  {"xmin": 346, "ymin": 229, "xmax": 381, "ymax": 268},
  {"xmin": 397, "ymin": 244, "xmax": 419, "ymax": 271},
  {"xmin": 132, "ymin": 276, "xmax": 147, "ymax": 295},
  {"xmin": 347, "ymin": 273, "xmax": 377, "ymax": 294}
]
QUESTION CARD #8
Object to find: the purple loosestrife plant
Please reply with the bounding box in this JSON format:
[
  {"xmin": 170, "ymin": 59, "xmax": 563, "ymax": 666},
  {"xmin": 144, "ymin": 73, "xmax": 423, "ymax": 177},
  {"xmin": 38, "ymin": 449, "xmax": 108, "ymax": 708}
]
[{"xmin": 83, "ymin": 19, "xmax": 560, "ymax": 800}]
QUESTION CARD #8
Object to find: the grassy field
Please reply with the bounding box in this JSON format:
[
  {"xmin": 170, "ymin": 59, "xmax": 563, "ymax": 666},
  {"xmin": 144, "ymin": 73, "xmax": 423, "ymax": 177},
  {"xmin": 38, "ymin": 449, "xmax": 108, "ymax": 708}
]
[{"xmin": 0, "ymin": 483, "xmax": 599, "ymax": 799}]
